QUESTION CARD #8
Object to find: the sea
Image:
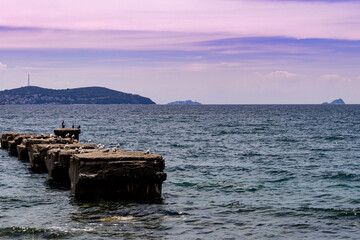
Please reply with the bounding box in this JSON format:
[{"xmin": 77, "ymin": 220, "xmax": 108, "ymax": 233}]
[{"xmin": 0, "ymin": 104, "xmax": 360, "ymax": 239}]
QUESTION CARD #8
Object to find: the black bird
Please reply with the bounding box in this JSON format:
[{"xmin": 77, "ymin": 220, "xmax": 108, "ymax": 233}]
[
  {"xmin": 78, "ymin": 125, "xmax": 81, "ymax": 130},
  {"xmin": 72, "ymin": 124, "xmax": 75, "ymax": 128},
  {"xmin": 62, "ymin": 120, "xmax": 65, "ymax": 128}
]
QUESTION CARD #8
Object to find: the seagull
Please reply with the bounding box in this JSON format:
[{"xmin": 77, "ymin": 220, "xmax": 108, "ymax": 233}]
[
  {"xmin": 80, "ymin": 150, "xmax": 85, "ymax": 154},
  {"xmin": 65, "ymin": 133, "xmax": 70, "ymax": 138},
  {"xmin": 49, "ymin": 134, "xmax": 54, "ymax": 138},
  {"xmin": 46, "ymin": 144, "xmax": 52, "ymax": 149},
  {"xmin": 103, "ymin": 148, "xmax": 110, "ymax": 152},
  {"xmin": 145, "ymin": 150, "xmax": 150, "ymax": 154},
  {"xmin": 112, "ymin": 147, "xmax": 117, "ymax": 152},
  {"xmin": 98, "ymin": 145, "xmax": 104, "ymax": 150},
  {"xmin": 116, "ymin": 143, "xmax": 120, "ymax": 149},
  {"xmin": 79, "ymin": 147, "xmax": 83, "ymax": 150},
  {"xmin": 88, "ymin": 139, "xmax": 91, "ymax": 143},
  {"xmin": 64, "ymin": 144, "xmax": 70, "ymax": 150},
  {"xmin": 71, "ymin": 134, "xmax": 75, "ymax": 139}
]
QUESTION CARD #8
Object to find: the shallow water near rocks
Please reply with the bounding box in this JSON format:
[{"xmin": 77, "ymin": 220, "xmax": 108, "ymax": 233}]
[{"xmin": 1, "ymin": 104, "xmax": 360, "ymax": 239}]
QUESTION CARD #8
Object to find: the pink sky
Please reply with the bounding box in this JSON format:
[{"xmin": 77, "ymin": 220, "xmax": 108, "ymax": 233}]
[
  {"xmin": 1, "ymin": 0, "xmax": 360, "ymax": 104},
  {"xmin": 1, "ymin": 0, "xmax": 360, "ymax": 49}
]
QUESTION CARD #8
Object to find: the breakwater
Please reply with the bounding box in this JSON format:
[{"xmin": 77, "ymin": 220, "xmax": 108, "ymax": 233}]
[{"xmin": 1, "ymin": 128, "xmax": 166, "ymax": 201}]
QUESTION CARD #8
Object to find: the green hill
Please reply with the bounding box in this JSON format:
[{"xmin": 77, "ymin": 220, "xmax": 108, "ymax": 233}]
[{"xmin": 0, "ymin": 86, "xmax": 155, "ymax": 104}]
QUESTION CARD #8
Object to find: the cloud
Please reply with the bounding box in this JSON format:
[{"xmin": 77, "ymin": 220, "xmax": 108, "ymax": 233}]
[
  {"xmin": 268, "ymin": 71, "xmax": 297, "ymax": 78},
  {"xmin": 0, "ymin": 62, "xmax": 7, "ymax": 71},
  {"xmin": 0, "ymin": 0, "xmax": 360, "ymax": 50},
  {"xmin": 319, "ymin": 74, "xmax": 350, "ymax": 82},
  {"xmin": 183, "ymin": 62, "xmax": 242, "ymax": 72},
  {"xmin": 0, "ymin": 28, "xmax": 230, "ymax": 50}
]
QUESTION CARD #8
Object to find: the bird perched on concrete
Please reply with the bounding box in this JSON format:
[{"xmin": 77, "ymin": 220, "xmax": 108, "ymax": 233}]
[
  {"xmin": 78, "ymin": 125, "xmax": 81, "ymax": 130},
  {"xmin": 46, "ymin": 144, "xmax": 52, "ymax": 149},
  {"xmin": 64, "ymin": 144, "xmax": 70, "ymax": 150},
  {"xmin": 71, "ymin": 134, "xmax": 75, "ymax": 139},
  {"xmin": 65, "ymin": 133, "xmax": 70, "ymax": 138},
  {"xmin": 88, "ymin": 139, "xmax": 91, "ymax": 143},
  {"xmin": 62, "ymin": 120, "xmax": 65, "ymax": 128},
  {"xmin": 145, "ymin": 150, "xmax": 150, "ymax": 154},
  {"xmin": 72, "ymin": 124, "xmax": 75, "ymax": 128},
  {"xmin": 116, "ymin": 143, "xmax": 120, "ymax": 149}
]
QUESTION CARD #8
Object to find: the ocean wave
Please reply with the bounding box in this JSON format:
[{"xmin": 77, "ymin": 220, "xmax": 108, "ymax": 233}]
[
  {"xmin": 321, "ymin": 171, "xmax": 360, "ymax": 181},
  {"xmin": 0, "ymin": 226, "xmax": 67, "ymax": 239}
]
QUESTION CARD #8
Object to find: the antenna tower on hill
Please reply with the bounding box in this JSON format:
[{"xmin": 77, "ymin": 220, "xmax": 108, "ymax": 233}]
[{"xmin": 28, "ymin": 74, "xmax": 30, "ymax": 86}]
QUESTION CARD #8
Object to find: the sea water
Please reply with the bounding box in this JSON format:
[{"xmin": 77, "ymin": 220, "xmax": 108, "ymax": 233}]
[{"xmin": 0, "ymin": 105, "xmax": 360, "ymax": 239}]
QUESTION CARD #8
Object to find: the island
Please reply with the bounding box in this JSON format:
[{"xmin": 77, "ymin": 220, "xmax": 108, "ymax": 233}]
[
  {"xmin": 167, "ymin": 100, "xmax": 201, "ymax": 105},
  {"xmin": 322, "ymin": 98, "xmax": 345, "ymax": 105},
  {"xmin": 0, "ymin": 86, "xmax": 155, "ymax": 104}
]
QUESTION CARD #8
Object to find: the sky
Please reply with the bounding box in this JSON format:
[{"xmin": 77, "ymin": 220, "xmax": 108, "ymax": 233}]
[{"xmin": 1, "ymin": 0, "xmax": 360, "ymax": 104}]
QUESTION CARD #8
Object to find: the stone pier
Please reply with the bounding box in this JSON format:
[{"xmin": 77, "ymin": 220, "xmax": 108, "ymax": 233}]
[{"xmin": 1, "ymin": 129, "xmax": 167, "ymax": 201}]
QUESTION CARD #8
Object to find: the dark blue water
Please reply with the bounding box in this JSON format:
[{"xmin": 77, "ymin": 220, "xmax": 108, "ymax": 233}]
[{"xmin": 1, "ymin": 105, "xmax": 360, "ymax": 239}]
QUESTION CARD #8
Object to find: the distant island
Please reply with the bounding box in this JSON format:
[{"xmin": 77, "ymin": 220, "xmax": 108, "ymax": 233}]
[
  {"xmin": 167, "ymin": 100, "xmax": 202, "ymax": 105},
  {"xmin": 0, "ymin": 86, "xmax": 155, "ymax": 104},
  {"xmin": 322, "ymin": 98, "xmax": 345, "ymax": 105}
]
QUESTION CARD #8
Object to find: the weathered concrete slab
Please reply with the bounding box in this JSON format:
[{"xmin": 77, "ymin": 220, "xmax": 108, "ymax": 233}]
[
  {"xmin": 69, "ymin": 151, "xmax": 167, "ymax": 200},
  {"xmin": 8, "ymin": 134, "xmax": 38, "ymax": 156},
  {"xmin": 45, "ymin": 148, "xmax": 97, "ymax": 186},
  {"xmin": 1, "ymin": 132, "xmax": 21, "ymax": 149},
  {"xmin": 29, "ymin": 143, "xmax": 94, "ymax": 173},
  {"xmin": 17, "ymin": 143, "xmax": 29, "ymax": 161},
  {"xmin": 54, "ymin": 128, "xmax": 80, "ymax": 140},
  {"xmin": 18, "ymin": 136, "xmax": 75, "ymax": 161},
  {"xmin": 17, "ymin": 137, "xmax": 57, "ymax": 161}
]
